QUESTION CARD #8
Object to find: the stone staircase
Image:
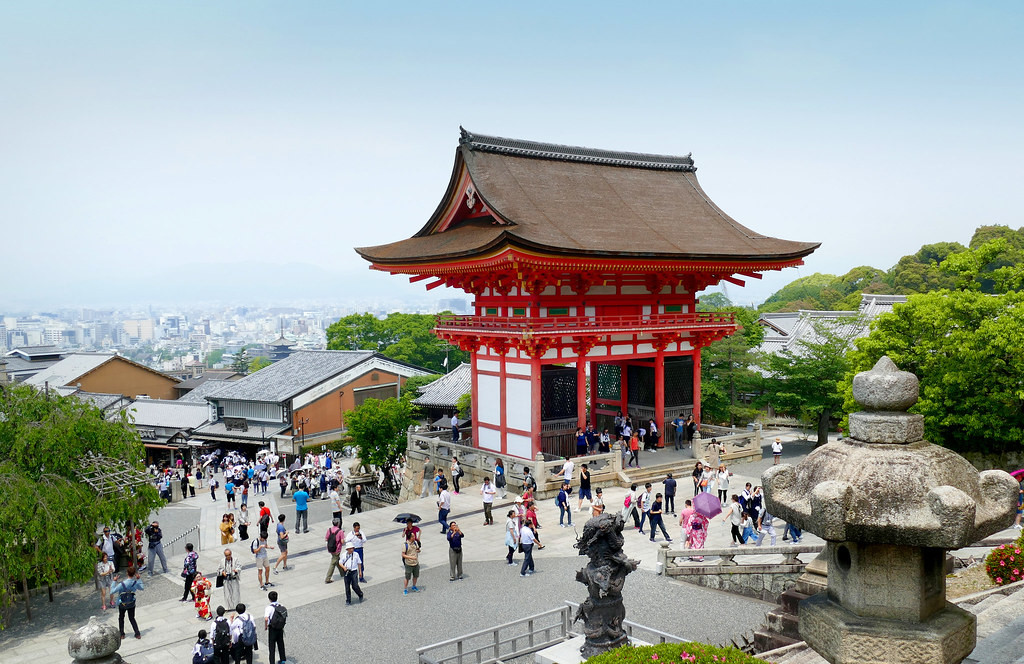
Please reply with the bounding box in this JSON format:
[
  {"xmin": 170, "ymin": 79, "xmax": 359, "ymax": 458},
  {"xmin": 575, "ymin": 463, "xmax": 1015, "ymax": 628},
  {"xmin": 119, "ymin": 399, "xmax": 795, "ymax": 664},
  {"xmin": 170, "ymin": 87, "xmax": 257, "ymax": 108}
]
[{"xmin": 759, "ymin": 581, "xmax": 1024, "ymax": 664}]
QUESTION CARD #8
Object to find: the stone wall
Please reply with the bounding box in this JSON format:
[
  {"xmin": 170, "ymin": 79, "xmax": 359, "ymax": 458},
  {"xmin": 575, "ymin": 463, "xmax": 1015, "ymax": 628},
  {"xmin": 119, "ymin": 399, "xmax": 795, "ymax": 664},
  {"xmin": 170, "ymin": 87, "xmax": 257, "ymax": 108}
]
[{"xmin": 673, "ymin": 568, "xmax": 802, "ymax": 603}]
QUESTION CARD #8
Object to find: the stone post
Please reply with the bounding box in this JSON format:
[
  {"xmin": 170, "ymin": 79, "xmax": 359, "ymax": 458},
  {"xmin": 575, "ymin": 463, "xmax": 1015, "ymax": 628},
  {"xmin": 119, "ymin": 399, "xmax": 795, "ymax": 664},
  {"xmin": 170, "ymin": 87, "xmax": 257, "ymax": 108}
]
[
  {"xmin": 762, "ymin": 357, "xmax": 1018, "ymax": 664},
  {"xmin": 611, "ymin": 442, "xmax": 623, "ymax": 474}
]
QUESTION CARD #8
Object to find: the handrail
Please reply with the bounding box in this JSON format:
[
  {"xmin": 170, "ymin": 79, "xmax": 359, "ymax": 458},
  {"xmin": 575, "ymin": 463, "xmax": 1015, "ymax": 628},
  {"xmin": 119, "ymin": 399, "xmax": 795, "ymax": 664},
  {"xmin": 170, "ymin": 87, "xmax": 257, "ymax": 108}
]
[
  {"xmin": 563, "ymin": 601, "xmax": 688, "ymax": 645},
  {"xmin": 164, "ymin": 523, "xmax": 200, "ymax": 559},
  {"xmin": 435, "ymin": 312, "xmax": 736, "ymax": 337},
  {"xmin": 416, "ymin": 605, "xmax": 572, "ymax": 664}
]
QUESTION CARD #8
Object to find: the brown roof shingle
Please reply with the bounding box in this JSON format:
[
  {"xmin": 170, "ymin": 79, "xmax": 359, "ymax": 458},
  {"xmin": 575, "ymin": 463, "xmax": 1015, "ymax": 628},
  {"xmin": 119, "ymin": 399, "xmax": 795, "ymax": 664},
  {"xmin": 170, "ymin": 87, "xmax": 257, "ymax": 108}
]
[{"xmin": 357, "ymin": 130, "xmax": 819, "ymax": 267}]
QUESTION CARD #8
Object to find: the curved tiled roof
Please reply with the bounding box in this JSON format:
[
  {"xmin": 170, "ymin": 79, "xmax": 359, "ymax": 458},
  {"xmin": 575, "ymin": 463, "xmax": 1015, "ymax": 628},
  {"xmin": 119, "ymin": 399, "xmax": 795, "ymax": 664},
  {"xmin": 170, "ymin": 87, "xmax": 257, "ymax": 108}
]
[
  {"xmin": 357, "ymin": 130, "xmax": 819, "ymax": 268},
  {"xmin": 411, "ymin": 363, "xmax": 471, "ymax": 408}
]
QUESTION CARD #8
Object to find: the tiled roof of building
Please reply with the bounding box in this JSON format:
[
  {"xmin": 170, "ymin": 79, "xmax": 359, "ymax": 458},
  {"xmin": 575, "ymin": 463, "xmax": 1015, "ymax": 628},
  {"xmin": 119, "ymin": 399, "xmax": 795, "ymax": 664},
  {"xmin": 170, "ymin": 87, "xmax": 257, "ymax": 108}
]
[
  {"xmin": 24, "ymin": 353, "xmax": 179, "ymax": 389},
  {"xmin": 205, "ymin": 350, "xmax": 378, "ymax": 403},
  {"xmin": 357, "ymin": 129, "xmax": 819, "ymax": 266},
  {"xmin": 192, "ymin": 420, "xmax": 290, "ymax": 442},
  {"xmin": 179, "ymin": 379, "xmax": 232, "ymax": 402},
  {"xmin": 1, "ymin": 355, "xmax": 61, "ymax": 378},
  {"xmin": 25, "ymin": 353, "xmax": 116, "ymax": 387},
  {"xmin": 123, "ymin": 399, "xmax": 211, "ymax": 430},
  {"xmin": 5, "ymin": 345, "xmax": 62, "ymax": 359},
  {"xmin": 755, "ymin": 293, "xmax": 908, "ymax": 357},
  {"xmin": 412, "ymin": 363, "xmax": 471, "ymax": 408}
]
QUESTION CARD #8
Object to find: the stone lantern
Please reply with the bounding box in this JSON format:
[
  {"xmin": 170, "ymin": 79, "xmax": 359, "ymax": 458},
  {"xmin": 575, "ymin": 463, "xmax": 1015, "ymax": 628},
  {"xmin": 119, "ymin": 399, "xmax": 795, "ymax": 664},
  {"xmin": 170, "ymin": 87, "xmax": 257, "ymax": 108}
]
[{"xmin": 762, "ymin": 356, "xmax": 1018, "ymax": 664}]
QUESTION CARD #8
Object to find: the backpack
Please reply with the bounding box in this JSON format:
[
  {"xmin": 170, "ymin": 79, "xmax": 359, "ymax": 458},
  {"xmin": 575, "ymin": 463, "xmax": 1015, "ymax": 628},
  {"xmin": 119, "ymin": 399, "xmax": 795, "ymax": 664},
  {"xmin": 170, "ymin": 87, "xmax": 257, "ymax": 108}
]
[
  {"xmin": 268, "ymin": 604, "xmax": 288, "ymax": 630},
  {"xmin": 213, "ymin": 618, "xmax": 231, "ymax": 650},
  {"xmin": 192, "ymin": 639, "xmax": 214, "ymax": 664},
  {"xmin": 251, "ymin": 539, "xmax": 260, "ymax": 554},
  {"xmin": 259, "ymin": 513, "xmax": 271, "ymax": 532},
  {"xmin": 438, "ymin": 476, "xmax": 448, "ymax": 491},
  {"xmin": 239, "ymin": 616, "xmax": 258, "ymax": 646},
  {"xmin": 623, "ymin": 494, "xmax": 632, "ymax": 508},
  {"xmin": 326, "ymin": 527, "xmax": 340, "ymax": 554}
]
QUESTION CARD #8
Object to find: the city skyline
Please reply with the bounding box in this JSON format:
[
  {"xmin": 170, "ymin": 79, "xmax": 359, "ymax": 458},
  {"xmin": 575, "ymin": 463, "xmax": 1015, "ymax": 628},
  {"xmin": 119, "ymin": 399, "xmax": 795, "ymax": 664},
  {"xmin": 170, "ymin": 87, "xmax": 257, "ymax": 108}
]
[{"xmin": 3, "ymin": 3, "xmax": 1023, "ymax": 309}]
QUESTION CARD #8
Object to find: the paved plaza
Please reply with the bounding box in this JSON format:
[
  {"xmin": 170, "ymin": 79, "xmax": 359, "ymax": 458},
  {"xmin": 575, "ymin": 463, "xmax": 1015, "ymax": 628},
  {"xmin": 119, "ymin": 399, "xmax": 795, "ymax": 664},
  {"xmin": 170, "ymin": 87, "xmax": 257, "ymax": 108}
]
[{"xmin": 3, "ymin": 435, "xmax": 828, "ymax": 663}]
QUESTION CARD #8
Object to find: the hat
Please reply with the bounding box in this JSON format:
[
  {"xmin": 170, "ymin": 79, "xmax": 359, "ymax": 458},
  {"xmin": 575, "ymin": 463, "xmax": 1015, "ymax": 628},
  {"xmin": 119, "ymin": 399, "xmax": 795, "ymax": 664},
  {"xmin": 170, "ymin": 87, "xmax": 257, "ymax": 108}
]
[
  {"xmin": 775, "ymin": 437, "xmax": 781, "ymax": 442},
  {"xmin": 345, "ymin": 542, "xmax": 355, "ymax": 549},
  {"xmin": 515, "ymin": 496, "xmax": 524, "ymax": 503}
]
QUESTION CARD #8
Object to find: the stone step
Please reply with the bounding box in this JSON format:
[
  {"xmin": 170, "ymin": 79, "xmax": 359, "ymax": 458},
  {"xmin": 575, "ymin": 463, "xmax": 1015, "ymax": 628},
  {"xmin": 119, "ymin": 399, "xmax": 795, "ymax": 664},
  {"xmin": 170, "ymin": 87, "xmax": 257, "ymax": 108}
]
[
  {"xmin": 963, "ymin": 593, "xmax": 1005, "ymax": 615},
  {"xmin": 976, "ymin": 588, "xmax": 1024, "ymax": 639},
  {"xmin": 753, "ymin": 630, "xmax": 800, "ymax": 654},
  {"xmin": 965, "ymin": 612, "xmax": 1024, "ymax": 663},
  {"xmin": 765, "ymin": 608, "xmax": 800, "ymax": 637},
  {"xmin": 779, "ymin": 587, "xmax": 810, "ymax": 614},
  {"xmin": 767, "ymin": 644, "xmax": 827, "ymax": 664}
]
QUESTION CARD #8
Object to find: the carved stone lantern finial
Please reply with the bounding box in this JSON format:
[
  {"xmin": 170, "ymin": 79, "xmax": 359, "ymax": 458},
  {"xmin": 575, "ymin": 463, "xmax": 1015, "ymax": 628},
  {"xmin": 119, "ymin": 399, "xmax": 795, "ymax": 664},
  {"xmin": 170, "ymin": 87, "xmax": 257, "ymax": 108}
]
[{"xmin": 762, "ymin": 356, "xmax": 1018, "ymax": 664}]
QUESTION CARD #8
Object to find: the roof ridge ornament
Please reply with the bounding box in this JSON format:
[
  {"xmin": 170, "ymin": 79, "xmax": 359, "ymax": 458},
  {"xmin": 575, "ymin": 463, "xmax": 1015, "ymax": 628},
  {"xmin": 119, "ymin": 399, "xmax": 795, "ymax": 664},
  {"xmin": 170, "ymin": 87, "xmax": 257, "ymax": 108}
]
[{"xmin": 459, "ymin": 128, "xmax": 696, "ymax": 172}]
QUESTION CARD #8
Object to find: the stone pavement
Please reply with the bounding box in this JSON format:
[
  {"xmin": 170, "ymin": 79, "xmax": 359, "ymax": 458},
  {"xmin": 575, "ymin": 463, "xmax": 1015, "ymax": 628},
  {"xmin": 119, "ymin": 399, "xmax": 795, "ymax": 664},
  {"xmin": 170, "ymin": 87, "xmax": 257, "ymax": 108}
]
[{"xmin": 2, "ymin": 436, "xmax": 817, "ymax": 663}]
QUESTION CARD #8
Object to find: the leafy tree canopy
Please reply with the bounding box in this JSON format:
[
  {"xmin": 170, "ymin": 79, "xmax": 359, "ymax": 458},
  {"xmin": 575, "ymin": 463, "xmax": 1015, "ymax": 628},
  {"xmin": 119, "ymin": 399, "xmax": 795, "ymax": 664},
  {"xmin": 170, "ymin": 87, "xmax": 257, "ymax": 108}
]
[
  {"xmin": 399, "ymin": 374, "xmax": 442, "ymax": 401},
  {"xmin": 844, "ymin": 290, "xmax": 1024, "ymax": 456},
  {"xmin": 756, "ymin": 317, "xmax": 864, "ymax": 445},
  {"xmin": 248, "ymin": 356, "xmax": 272, "ymax": 374},
  {"xmin": 0, "ymin": 385, "xmax": 161, "ymax": 627},
  {"xmin": 204, "ymin": 349, "xmax": 224, "ymax": 366},
  {"xmin": 344, "ymin": 397, "xmax": 413, "ymax": 491},
  {"xmin": 326, "ymin": 312, "xmax": 468, "ymax": 373}
]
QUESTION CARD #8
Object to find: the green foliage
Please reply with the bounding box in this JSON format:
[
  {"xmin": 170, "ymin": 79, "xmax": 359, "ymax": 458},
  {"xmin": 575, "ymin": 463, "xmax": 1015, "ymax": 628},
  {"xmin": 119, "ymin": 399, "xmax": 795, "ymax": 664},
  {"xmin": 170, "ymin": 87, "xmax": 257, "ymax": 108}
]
[
  {"xmin": 0, "ymin": 385, "xmax": 161, "ymax": 627},
  {"xmin": 455, "ymin": 392, "xmax": 472, "ymax": 420},
  {"xmin": 584, "ymin": 642, "xmax": 767, "ymax": 664},
  {"xmin": 942, "ymin": 233, "xmax": 1024, "ymax": 294},
  {"xmin": 843, "ymin": 290, "xmax": 1024, "ymax": 455},
  {"xmin": 400, "ymin": 374, "xmax": 442, "ymax": 401},
  {"xmin": 248, "ymin": 356, "xmax": 272, "ymax": 373},
  {"xmin": 231, "ymin": 348, "xmax": 250, "ymax": 375},
  {"xmin": 204, "ymin": 349, "xmax": 224, "ymax": 366},
  {"xmin": 700, "ymin": 334, "xmax": 761, "ymax": 427},
  {"xmin": 759, "ymin": 267, "xmax": 889, "ymax": 313},
  {"xmin": 985, "ymin": 535, "xmax": 1024, "ymax": 586},
  {"xmin": 884, "ymin": 242, "xmax": 965, "ymax": 294},
  {"xmin": 757, "ymin": 316, "xmax": 863, "ymax": 445},
  {"xmin": 344, "ymin": 397, "xmax": 413, "ymax": 490},
  {"xmin": 326, "ymin": 312, "xmax": 468, "ymax": 373}
]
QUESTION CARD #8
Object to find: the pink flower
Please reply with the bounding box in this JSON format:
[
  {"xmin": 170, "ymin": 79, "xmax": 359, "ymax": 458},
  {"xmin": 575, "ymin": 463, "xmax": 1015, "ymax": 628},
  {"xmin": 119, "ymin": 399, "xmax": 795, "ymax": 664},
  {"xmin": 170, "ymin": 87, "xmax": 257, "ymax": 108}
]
[
  {"xmin": 651, "ymin": 655, "xmax": 659, "ymax": 661},
  {"xmin": 1015, "ymin": 549, "xmax": 1020, "ymax": 554},
  {"xmin": 1001, "ymin": 560, "xmax": 1006, "ymax": 566},
  {"xmin": 997, "ymin": 577, "xmax": 1003, "ymax": 583}
]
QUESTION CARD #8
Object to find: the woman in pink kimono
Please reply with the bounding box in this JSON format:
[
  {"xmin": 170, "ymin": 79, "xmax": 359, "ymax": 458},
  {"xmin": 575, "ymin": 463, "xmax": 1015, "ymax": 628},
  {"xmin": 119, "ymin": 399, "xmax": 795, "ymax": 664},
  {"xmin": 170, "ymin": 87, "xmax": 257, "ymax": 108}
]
[{"xmin": 687, "ymin": 511, "xmax": 710, "ymax": 562}]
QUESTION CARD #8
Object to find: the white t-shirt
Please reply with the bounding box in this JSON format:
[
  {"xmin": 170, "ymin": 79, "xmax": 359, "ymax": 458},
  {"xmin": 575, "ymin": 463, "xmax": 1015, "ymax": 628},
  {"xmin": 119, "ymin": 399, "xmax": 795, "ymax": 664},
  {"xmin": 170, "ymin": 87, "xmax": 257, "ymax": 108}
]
[
  {"xmin": 341, "ymin": 550, "xmax": 362, "ymax": 571},
  {"xmin": 481, "ymin": 483, "xmax": 496, "ymax": 503},
  {"xmin": 561, "ymin": 460, "xmax": 574, "ymax": 480},
  {"xmin": 346, "ymin": 530, "xmax": 366, "ymax": 550},
  {"xmin": 519, "ymin": 525, "xmax": 536, "ymax": 546},
  {"xmin": 772, "ymin": 440, "xmax": 783, "ymax": 454}
]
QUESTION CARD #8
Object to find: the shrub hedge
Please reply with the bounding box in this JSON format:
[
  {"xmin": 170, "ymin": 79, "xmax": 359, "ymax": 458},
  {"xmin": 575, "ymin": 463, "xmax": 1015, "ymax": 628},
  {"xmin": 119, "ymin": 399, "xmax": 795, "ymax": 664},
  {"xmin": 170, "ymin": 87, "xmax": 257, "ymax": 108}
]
[
  {"xmin": 985, "ymin": 533, "xmax": 1024, "ymax": 586},
  {"xmin": 584, "ymin": 642, "xmax": 768, "ymax": 664}
]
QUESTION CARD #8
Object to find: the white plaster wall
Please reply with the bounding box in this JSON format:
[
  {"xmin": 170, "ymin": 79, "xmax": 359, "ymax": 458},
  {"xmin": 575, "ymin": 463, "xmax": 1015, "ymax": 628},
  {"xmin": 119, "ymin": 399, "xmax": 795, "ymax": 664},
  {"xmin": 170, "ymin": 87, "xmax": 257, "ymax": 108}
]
[
  {"xmin": 507, "ymin": 433, "xmax": 533, "ymax": 459},
  {"xmin": 611, "ymin": 344, "xmax": 633, "ymax": 355},
  {"xmin": 505, "ymin": 377, "xmax": 532, "ymax": 432},
  {"xmin": 621, "ymin": 285, "xmax": 648, "ymax": 295},
  {"xmin": 506, "ymin": 362, "xmax": 532, "ymax": 376},
  {"xmin": 589, "ymin": 285, "xmax": 615, "ymax": 295},
  {"xmin": 477, "ymin": 374, "xmax": 500, "ymax": 425},
  {"xmin": 636, "ymin": 343, "xmax": 655, "ymax": 354},
  {"xmin": 477, "ymin": 359, "xmax": 500, "ymax": 373},
  {"xmin": 478, "ymin": 427, "xmax": 501, "ymax": 451}
]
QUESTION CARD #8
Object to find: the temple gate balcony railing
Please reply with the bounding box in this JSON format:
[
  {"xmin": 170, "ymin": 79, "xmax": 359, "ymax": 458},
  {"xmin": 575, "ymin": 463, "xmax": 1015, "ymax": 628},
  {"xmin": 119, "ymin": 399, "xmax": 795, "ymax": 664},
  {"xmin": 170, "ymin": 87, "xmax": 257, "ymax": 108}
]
[{"xmin": 435, "ymin": 311, "xmax": 736, "ymax": 342}]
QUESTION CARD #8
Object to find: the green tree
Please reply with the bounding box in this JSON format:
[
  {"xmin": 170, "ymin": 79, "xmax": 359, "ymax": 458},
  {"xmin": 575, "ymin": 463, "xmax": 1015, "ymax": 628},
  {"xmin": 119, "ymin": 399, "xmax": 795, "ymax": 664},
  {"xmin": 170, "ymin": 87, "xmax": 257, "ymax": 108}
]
[
  {"xmin": 248, "ymin": 356, "xmax": 272, "ymax": 373},
  {"xmin": 0, "ymin": 385, "xmax": 162, "ymax": 627},
  {"xmin": 326, "ymin": 312, "xmax": 468, "ymax": 373},
  {"xmin": 231, "ymin": 348, "xmax": 250, "ymax": 375},
  {"xmin": 344, "ymin": 397, "xmax": 414, "ymax": 492},
  {"xmin": 756, "ymin": 316, "xmax": 864, "ymax": 446},
  {"xmin": 399, "ymin": 374, "xmax": 442, "ymax": 401},
  {"xmin": 455, "ymin": 392, "xmax": 472, "ymax": 420},
  {"xmin": 883, "ymin": 241, "xmax": 965, "ymax": 294},
  {"xmin": 844, "ymin": 290, "xmax": 1024, "ymax": 457},
  {"xmin": 696, "ymin": 296, "xmax": 763, "ymax": 426},
  {"xmin": 204, "ymin": 349, "xmax": 224, "ymax": 367}
]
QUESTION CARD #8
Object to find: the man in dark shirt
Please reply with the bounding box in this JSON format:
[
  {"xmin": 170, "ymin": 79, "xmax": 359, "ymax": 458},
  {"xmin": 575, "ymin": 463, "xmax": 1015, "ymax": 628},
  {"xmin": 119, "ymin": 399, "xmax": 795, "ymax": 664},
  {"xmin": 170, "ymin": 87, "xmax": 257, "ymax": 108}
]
[
  {"xmin": 143, "ymin": 521, "xmax": 168, "ymax": 576},
  {"xmin": 663, "ymin": 473, "xmax": 678, "ymax": 514},
  {"xmin": 575, "ymin": 464, "xmax": 592, "ymax": 513},
  {"xmin": 446, "ymin": 522, "xmax": 465, "ymax": 581},
  {"xmin": 648, "ymin": 493, "xmax": 672, "ymax": 543}
]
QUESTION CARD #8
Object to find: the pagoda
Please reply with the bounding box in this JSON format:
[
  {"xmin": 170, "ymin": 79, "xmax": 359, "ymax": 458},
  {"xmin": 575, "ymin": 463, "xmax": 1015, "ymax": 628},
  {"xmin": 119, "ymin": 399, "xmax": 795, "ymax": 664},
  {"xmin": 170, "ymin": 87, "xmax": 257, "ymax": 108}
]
[{"xmin": 356, "ymin": 129, "xmax": 818, "ymax": 460}]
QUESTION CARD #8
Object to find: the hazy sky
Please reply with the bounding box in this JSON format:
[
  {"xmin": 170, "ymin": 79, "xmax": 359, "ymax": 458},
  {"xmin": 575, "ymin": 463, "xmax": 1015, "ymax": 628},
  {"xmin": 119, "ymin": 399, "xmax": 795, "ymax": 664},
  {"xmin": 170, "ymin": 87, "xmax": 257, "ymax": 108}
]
[{"xmin": 3, "ymin": 2, "xmax": 1023, "ymax": 309}]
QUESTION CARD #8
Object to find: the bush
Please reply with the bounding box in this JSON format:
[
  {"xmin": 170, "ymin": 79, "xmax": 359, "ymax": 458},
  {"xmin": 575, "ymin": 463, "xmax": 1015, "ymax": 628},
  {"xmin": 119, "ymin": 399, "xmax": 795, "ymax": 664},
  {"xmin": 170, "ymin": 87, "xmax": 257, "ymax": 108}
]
[
  {"xmin": 984, "ymin": 536, "xmax": 1024, "ymax": 586},
  {"xmin": 585, "ymin": 642, "xmax": 768, "ymax": 664}
]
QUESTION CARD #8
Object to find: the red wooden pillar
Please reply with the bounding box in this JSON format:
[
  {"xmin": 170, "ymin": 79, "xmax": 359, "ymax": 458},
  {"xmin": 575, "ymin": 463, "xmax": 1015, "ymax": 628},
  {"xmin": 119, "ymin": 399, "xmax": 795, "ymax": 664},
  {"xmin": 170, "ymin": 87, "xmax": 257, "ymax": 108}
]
[
  {"xmin": 620, "ymin": 361, "xmax": 629, "ymax": 418},
  {"xmin": 588, "ymin": 361, "xmax": 597, "ymax": 428},
  {"xmin": 471, "ymin": 351, "xmax": 479, "ymax": 447},
  {"xmin": 692, "ymin": 346, "xmax": 702, "ymax": 424},
  {"xmin": 531, "ymin": 355, "xmax": 543, "ymax": 457},
  {"xmin": 576, "ymin": 358, "xmax": 587, "ymax": 429},
  {"xmin": 499, "ymin": 351, "xmax": 507, "ymax": 454},
  {"xmin": 654, "ymin": 348, "xmax": 665, "ymax": 447}
]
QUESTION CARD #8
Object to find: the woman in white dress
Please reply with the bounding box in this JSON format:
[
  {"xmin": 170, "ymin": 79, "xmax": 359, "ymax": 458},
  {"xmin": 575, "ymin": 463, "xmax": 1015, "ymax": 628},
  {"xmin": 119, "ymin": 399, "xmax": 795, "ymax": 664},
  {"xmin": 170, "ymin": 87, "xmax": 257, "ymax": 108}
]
[{"xmin": 96, "ymin": 552, "xmax": 115, "ymax": 610}]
